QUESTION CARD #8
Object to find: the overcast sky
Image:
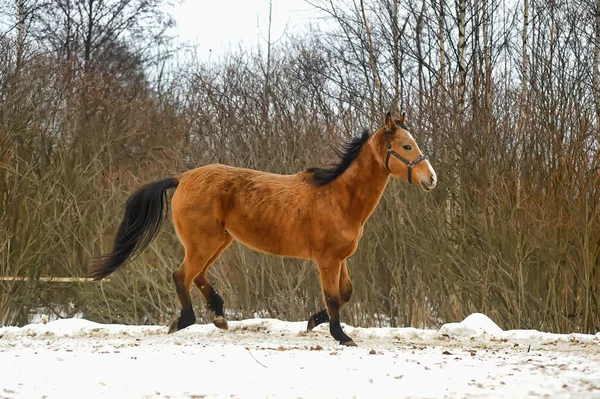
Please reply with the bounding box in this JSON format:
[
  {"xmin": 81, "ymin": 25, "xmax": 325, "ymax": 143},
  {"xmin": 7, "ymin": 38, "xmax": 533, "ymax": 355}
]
[{"xmin": 170, "ymin": 0, "xmax": 323, "ymax": 59}]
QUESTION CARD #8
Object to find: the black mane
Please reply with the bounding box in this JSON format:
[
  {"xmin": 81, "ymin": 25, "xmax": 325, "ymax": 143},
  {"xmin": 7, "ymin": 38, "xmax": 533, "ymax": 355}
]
[{"xmin": 309, "ymin": 130, "xmax": 370, "ymax": 186}]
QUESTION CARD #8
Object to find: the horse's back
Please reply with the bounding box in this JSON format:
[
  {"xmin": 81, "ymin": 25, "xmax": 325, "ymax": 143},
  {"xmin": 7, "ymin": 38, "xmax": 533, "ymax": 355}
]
[{"xmin": 175, "ymin": 163, "xmax": 311, "ymax": 199}]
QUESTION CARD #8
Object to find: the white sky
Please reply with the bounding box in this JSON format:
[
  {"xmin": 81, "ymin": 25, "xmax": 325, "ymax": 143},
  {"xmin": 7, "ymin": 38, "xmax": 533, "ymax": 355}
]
[{"xmin": 170, "ymin": 0, "xmax": 323, "ymax": 59}]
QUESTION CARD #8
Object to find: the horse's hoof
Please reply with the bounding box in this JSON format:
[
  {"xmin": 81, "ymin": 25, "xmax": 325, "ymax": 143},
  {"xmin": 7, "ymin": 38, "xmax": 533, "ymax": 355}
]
[
  {"xmin": 306, "ymin": 318, "xmax": 316, "ymax": 332},
  {"xmin": 168, "ymin": 319, "xmax": 179, "ymax": 334},
  {"xmin": 213, "ymin": 316, "xmax": 228, "ymax": 330},
  {"xmin": 307, "ymin": 309, "xmax": 329, "ymax": 332},
  {"xmin": 340, "ymin": 340, "xmax": 357, "ymax": 347}
]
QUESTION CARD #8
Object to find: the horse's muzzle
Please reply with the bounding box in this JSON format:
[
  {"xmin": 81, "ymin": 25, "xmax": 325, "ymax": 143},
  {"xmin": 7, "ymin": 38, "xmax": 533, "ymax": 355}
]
[{"xmin": 419, "ymin": 170, "xmax": 437, "ymax": 191}]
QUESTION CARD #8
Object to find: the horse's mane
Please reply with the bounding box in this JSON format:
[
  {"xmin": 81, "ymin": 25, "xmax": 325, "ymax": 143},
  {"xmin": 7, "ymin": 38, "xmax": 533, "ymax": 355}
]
[{"xmin": 308, "ymin": 130, "xmax": 370, "ymax": 186}]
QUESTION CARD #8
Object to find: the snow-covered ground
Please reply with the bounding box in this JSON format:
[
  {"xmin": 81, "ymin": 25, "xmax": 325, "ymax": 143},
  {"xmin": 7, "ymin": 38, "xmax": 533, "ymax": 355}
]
[{"xmin": 1, "ymin": 313, "xmax": 600, "ymax": 398}]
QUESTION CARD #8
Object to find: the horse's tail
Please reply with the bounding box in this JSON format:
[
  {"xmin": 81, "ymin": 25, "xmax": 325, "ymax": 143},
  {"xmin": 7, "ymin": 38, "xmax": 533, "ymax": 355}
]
[{"xmin": 89, "ymin": 177, "xmax": 179, "ymax": 280}]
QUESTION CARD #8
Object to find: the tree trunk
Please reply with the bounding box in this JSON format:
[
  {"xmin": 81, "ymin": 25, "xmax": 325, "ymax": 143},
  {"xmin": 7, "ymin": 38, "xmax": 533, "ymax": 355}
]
[
  {"xmin": 516, "ymin": 0, "xmax": 529, "ymax": 203},
  {"xmin": 438, "ymin": 0, "xmax": 446, "ymax": 106},
  {"xmin": 84, "ymin": 0, "xmax": 95, "ymax": 66},
  {"xmin": 392, "ymin": 0, "xmax": 400, "ymax": 111},
  {"xmin": 483, "ymin": 0, "xmax": 492, "ymax": 135},
  {"xmin": 16, "ymin": 0, "xmax": 26, "ymax": 70},
  {"xmin": 264, "ymin": 0, "xmax": 273, "ymax": 124},
  {"xmin": 521, "ymin": 0, "xmax": 529, "ymax": 107},
  {"xmin": 415, "ymin": 1, "xmax": 425, "ymax": 130},
  {"xmin": 360, "ymin": 0, "xmax": 383, "ymax": 114},
  {"xmin": 593, "ymin": 0, "xmax": 600, "ymax": 138},
  {"xmin": 457, "ymin": 0, "xmax": 467, "ymax": 116}
]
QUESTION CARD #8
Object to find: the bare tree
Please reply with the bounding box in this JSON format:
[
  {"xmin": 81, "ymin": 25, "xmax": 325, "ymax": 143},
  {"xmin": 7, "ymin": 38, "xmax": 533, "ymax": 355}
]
[
  {"xmin": 482, "ymin": 0, "xmax": 491, "ymax": 133},
  {"xmin": 437, "ymin": 0, "xmax": 446, "ymax": 106},
  {"xmin": 16, "ymin": 0, "xmax": 25, "ymax": 69},
  {"xmin": 456, "ymin": 0, "xmax": 467, "ymax": 116},
  {"xmin": 594, "ymin": 0, "xmax": 600, "ymax": 134},
  {"xmin": 360, "ymin": 0, "xmax": 383, "ymax": 113},
  {"xmin": 34, "ymin": 0, "xmax": 174, "ymax": 73}
]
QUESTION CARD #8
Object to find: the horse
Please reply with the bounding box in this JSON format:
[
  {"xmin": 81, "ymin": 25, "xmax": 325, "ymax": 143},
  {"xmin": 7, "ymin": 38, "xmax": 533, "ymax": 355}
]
[{"xmin": 89, "ymin": 111, "xmax": 437, "ymax": 346}]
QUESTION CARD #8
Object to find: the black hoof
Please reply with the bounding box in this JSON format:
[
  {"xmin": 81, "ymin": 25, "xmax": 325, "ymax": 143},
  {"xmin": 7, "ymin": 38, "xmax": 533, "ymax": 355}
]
[
  {"xmin": 307, "ymin": 309, "xmax": 329, "ymax": 332},
  {"xmin": 168, "ymin": 319, "xmax": 179, "ymax": 334},
  {"xmin": 340, "ymin": 340, "xmax": 357, "ymax": 347},
  {"xmin": 168, "ymin": 310, "xmax": 196, "ymax": 333}
]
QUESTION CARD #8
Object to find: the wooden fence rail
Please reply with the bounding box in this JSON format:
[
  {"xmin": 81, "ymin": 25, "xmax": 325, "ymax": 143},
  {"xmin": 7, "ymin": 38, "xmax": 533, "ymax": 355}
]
[{"xmin": 0, "ymin": 276, "xmax": 107, "ymax": 282}]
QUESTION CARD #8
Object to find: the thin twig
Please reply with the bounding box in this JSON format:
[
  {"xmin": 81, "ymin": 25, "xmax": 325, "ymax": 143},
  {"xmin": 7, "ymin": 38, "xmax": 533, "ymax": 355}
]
[{"xmin": 245, "ymin": 347, "xmax": 268, "ymax": 369}]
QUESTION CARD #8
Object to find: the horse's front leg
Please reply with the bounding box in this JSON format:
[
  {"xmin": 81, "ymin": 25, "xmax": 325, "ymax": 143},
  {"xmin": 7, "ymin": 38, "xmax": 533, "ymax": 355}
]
[
  {"xmin": 312, "ymin": 258, "xmax": 356, "ymax": 346},
  {"xmin": 307, "ymin": 259, "xmax": 353, "ymax": 331}
]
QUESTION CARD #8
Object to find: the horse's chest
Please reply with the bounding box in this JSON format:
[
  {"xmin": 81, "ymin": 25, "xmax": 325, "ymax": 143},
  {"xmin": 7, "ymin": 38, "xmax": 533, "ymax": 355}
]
[{"xmin": 316, "ymin": 224, "xmax": 362, "ymax": 258}]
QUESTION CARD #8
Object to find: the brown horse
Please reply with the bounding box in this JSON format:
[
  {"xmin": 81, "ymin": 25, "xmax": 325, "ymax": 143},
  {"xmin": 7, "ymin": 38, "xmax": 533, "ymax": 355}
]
[{"xmin": 89, "ymin": 112, "xmax": 437, "ymax": 346}]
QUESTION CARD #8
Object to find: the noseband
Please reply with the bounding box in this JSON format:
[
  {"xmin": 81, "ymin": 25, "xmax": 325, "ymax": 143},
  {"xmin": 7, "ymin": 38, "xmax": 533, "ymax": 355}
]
[{"xmin": 385, "ymin": 131, "xmax": 426, "ymax": 184}]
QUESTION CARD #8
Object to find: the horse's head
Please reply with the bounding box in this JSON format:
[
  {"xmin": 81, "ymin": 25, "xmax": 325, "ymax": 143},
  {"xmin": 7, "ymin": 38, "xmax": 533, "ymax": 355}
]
[{"xmin": 378, "ymin": 112, "xmax": 437, "ymax": 191}]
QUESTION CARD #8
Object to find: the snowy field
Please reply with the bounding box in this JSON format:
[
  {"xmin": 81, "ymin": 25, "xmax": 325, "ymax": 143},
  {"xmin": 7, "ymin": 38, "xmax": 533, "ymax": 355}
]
[{"xmin": 1, "ymin": 314, "xmax": 600, "ymax": 398}]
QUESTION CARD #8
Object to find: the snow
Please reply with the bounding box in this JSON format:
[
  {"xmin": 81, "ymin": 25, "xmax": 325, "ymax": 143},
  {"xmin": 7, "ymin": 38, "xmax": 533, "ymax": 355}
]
[
  {"xmin": 1, "ymin": 314, "xmax": 600, "ymax": 398},
  {"xmin": 439, "ymin": 313, "xmax": 503, "ymax": 337}
]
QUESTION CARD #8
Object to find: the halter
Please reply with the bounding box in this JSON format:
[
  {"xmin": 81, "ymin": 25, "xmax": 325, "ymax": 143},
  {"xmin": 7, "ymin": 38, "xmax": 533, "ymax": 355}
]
[{"xmin": 384, "ymin": 131, "xmax": 426, "ymax": 184}]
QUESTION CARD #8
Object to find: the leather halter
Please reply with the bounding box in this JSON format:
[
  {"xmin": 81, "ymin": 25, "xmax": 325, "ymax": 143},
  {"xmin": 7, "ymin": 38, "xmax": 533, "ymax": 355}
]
[{"xmin": 384, "ymin": 131, "xmax": 426, "ymax": 184}]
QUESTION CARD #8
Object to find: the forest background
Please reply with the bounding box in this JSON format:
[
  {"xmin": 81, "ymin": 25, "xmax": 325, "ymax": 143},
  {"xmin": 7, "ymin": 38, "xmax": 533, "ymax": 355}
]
[{"xmin": 1, "ymin": 0, "xmax": 599, "ymax": 334}]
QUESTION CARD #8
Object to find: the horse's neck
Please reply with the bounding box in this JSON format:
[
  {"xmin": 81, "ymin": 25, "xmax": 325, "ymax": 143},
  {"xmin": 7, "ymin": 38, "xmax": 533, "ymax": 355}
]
[{"xmin": 334, "ymin": 139, "xmax": 389, "ymax": 224}]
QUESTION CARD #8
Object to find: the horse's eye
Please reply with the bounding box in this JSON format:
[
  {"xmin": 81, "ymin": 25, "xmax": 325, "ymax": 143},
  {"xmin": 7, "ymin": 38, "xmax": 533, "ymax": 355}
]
[{"xmin": 403, "ymin": 145, "xmax": 412, "ymax": 151}]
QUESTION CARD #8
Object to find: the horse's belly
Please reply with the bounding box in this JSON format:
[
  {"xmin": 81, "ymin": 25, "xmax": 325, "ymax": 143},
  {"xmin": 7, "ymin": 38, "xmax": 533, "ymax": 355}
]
[
  {"xmin": 226, "ymin": 225, "xmax": 310, "ymax": 258},
  {"xmin": 224, "ymin": 207, "xmax": 316, "ymax": 260}
]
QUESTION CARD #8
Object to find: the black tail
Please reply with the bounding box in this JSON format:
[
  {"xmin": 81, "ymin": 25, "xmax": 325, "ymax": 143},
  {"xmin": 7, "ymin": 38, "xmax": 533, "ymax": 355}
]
[{"xmin": 89, "ymin": 177, "xmax": 179, "ymax": 280}]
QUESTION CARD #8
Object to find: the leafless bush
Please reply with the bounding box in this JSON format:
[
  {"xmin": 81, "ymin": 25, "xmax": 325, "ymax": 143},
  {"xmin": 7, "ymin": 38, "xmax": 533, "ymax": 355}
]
[{"xmin": 1, "ymin": 0, "xmax": 598, "ymax": 334}]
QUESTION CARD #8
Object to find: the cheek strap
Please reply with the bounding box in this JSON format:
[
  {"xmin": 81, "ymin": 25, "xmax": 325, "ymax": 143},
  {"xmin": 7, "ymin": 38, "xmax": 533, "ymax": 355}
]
[{"xmin": 385, "ymin": 133, "xmax": 426, "ymax": 184}]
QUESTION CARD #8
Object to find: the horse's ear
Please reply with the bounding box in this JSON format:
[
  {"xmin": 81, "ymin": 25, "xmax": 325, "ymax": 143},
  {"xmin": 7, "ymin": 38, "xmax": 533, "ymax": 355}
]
[
  {"xmin": 397, "ymin": 112, "xmax": 406, "ymax": 125},
  {"xmin": 385, "ymin": 111, "xmax": 396, "ymax": 131}
]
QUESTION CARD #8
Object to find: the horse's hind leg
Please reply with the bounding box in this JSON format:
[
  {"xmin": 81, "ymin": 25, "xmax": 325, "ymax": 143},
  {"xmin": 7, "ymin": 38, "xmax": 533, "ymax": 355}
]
[
  {"xmin": 169, "ymin": 234, "xmax": 230, "ymax": 333},
  {"xmin": 307, "ymin": 260, "xmax": 352, "ymax": 333},
  {"xmin": 169, "ymin": 259, "xmax": 197, "ymax": 333},
  {"xmin": 193, "ymin": 235, "xmax": 233, "ymax": 330}
]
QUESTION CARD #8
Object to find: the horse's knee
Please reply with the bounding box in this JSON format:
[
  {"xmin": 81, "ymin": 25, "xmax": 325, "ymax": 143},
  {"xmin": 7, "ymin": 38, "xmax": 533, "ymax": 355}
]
[{"xmin": 324, "ymin": 292, "xmax": 340, "ymax": 312}]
